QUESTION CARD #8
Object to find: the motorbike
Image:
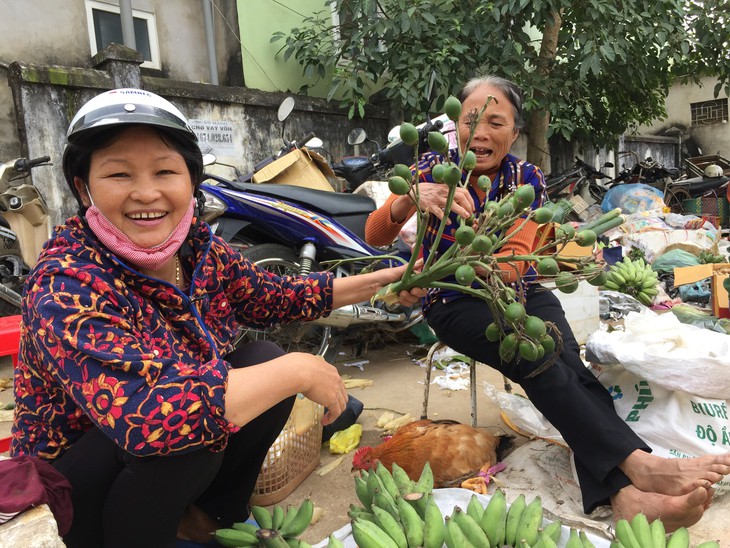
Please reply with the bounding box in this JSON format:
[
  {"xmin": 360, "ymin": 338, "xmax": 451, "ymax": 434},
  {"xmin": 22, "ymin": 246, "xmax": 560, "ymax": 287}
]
[
  {"xmin": 200, "ymin": 164, "xmax": 423, "ymax": 359},
  {"xmin": 332, "ymin": 114, "xmax": 452, "ymax": 192},
  {"xmin": 663, "ymin": 170, "xmax": 730, "ymax": 213},
  {"xmin": 608, "ymin": 152, "xmax": 729, "ymax": 212},
  {"xmin": 544, "ymin": 157, "xmax": 614, "ymax": 219},
  {"xmin": 608, "ymin": 152, "xmax": 680, "ymax": 189},
  {"xmin": 333, "ymin": 71, "xmax": 448, "ymax": 193},
  {"xmin": 0, "ymin": 155, "xmax": 52, "ymax": 315}
]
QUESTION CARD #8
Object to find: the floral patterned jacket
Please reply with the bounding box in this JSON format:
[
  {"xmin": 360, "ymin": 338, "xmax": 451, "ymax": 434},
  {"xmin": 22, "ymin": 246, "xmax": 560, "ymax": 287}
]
[{"xmin": 11, "ymin": 217, "xmax": 333, "ymax": 461}]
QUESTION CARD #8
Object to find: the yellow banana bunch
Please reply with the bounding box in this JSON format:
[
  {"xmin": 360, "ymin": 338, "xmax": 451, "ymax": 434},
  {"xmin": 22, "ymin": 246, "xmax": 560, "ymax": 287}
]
[
  {"xmin": 602, "ymin": 256, "xmax": 659, "ymax": 306},
  {"xmin": 214, "ymin": 498, "xmax": 314, "ymax": 547}
]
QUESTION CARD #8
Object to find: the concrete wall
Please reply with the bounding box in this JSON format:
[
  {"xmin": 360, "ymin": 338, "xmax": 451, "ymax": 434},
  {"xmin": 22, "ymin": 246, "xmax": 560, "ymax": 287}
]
[
  {"xmin": 638, "ymin": 76, "xmax": 730, "ymax": 161},
  {"xmin": 0, "ymin": 0, "xmax": 243, "ymax": 161},
  {"xmin": 8, "ymin": 46, "xmax": 391, "ymax": 228}
]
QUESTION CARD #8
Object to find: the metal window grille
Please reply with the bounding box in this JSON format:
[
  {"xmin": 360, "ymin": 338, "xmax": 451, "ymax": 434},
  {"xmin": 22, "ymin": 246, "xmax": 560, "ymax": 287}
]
[{"xmin": 690, "ymin": 99, "xmax": 729, "ymax": 126}]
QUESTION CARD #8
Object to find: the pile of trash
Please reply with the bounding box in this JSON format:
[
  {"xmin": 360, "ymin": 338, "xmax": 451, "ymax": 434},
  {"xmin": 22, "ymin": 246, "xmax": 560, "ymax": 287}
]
[{"xmin": 595, "ymin": 209, "xmax": 729, "ymax": 331}]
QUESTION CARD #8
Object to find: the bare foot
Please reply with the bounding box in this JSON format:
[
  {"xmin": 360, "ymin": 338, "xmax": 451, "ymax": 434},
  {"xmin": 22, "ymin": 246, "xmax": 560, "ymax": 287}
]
[
  {"xmin": 611, "ymin": 484, "xmax": 708, "ymax": 533},
  {"xmin": 620, "ymin": 450, "xmax": 730, "ymax": 497}
]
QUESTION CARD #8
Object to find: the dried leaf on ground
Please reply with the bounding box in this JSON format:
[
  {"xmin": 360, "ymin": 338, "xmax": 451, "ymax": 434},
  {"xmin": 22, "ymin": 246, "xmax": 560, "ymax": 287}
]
[
  {"xmin": 316, "ymin": 455, "xmax": 345, "ymax": 476},
  {"xmin": 343, "ymin": 378, "xmax": 374, "ymax": 389}
]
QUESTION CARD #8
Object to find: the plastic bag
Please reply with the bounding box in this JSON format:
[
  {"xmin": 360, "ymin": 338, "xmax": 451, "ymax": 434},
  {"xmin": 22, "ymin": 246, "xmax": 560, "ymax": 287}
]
[
  {"xmin": 601, "ymin": 183, "xmax": 665, "ymax": 214},
  {"xmin": 483, "ymin": 382, "xmax": 565, "ymax": 446},
  {"xmin": 670, "ymin": 303, "xmax": 730, "ymax": 334},
  {"xmin": 650, "ymin": 248, "xmax": 700, "ymax": 273},
  {"xmin": 586, "ymin": 309, "xmax": 730, "ymax": 399},
  {"xmin": 328, "ymin": 423, "xmax": 362, "ymax": 454},
  {"xmin": 591, "ymin": 364, "xmax": 729, "ymax": 496},
  {"xmin": 677, "ymin": 280, "xmax": 711, "ymax": 303}
]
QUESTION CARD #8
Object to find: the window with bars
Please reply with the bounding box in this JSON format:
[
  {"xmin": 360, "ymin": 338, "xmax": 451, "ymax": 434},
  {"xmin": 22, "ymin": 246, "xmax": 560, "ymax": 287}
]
[
  {"xmin": 84, "ymin": 1, "xmax": 160, "ymax": 69},
  {"xmin": 690, "ymin": 98, "xmax": 728, "ymax": 126}
]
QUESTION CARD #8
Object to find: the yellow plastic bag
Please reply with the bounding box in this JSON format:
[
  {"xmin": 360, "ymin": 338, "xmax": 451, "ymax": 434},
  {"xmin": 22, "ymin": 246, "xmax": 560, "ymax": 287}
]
[{"xmin": 328, "ymin": 423, "xmax": 362, "ymax": 454}]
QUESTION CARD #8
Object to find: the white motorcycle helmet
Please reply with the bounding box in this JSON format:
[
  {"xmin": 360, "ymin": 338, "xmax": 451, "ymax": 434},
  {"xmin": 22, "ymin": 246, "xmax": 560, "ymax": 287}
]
[
  {"xmin": 66, "ymin": 88, "xmax": 196, "ymax": 141},
  {"xmin": 62, "ymin": 88, "xmax": 202, "ymax": 209},
  {"xmin": 704, "ymin": 163, "xmax": 723, "ymax": 178}
]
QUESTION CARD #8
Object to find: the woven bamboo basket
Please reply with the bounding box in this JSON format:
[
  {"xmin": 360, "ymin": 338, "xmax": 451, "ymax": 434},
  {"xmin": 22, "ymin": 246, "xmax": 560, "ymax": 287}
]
[{"xmin": 250, "ymin": 394, "xmax": 324, "ymax": 506}]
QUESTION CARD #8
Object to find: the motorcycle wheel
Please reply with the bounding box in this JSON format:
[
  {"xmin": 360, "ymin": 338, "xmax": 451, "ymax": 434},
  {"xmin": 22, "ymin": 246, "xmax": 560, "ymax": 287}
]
[
  {"xmin": 664, "ymin": 187, "xmax": 691, "ymax": 214},
  {"xmin": 240, "ymin": 243, "xmax": 338, "ymax": 360}
]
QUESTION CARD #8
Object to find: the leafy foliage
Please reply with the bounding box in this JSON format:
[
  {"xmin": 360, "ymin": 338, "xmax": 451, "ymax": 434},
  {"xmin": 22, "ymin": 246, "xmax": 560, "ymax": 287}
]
[{"xmin": 273, "ymin": 0, "xmax": 730, "ymax": 157}]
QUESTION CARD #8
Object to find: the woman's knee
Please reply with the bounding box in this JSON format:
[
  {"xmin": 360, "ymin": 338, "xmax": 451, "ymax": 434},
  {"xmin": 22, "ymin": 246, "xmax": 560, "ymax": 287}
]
[{"xmin": 225, "ymin": 340, "xmax": 286, "ymax": 369}]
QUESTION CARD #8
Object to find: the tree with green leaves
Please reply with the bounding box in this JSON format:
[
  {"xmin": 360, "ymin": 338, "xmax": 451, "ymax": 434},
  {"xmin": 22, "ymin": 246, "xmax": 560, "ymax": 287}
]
[{"xmin": 273, "ymin": 0, "xmax": 730, "ymax": 169}]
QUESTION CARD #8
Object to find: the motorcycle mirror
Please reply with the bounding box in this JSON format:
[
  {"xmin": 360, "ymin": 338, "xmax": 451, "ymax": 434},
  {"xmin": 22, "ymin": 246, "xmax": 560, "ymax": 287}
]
[
  {"xmin": 277, "ymin": 97, "xmax": 295, "ymax": 122},
  {"xmin": 202, "ymin": 153, "xmax": 217, "ymax": 166},
  {"xmin": 347, "ymin": 128, "xmax": 368, "ymax": 146},
  {"xmin": 305, "ymin": 137, "xmax": 323, "ymax": 148}
]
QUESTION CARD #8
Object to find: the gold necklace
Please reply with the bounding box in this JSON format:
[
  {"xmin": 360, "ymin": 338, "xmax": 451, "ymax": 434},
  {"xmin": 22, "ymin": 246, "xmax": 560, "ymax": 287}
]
[{"xmin": 175, "ymin": 255, "xmax": 181, "ymax": 287}]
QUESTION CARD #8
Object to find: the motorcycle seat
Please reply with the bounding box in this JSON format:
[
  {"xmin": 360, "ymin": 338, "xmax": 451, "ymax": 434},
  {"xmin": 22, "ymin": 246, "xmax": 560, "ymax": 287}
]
[
  {"xmin": 670, "ymin": 175, "xmax": 729, "ymax": 197},
  {"xmin": 231, "ymin": 181, "xmax": 377, "ymax": 216}
]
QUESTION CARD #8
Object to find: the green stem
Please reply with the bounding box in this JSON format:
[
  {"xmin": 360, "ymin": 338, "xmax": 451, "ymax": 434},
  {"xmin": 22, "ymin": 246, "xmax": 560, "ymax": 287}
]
[
  {"xmin": 430, "ymin": 239, "xmax": 461, "ymax": 269},
  {"xmin": 321, "ymin": 255, "xmax": 409, "ymax": 269},
  {"xmin": 403, "ymin": 209, "xmax": 430, "ymax": 285},
  {"xmin": 422, "ymin": 184, "xmax": 458, "ymax": 272}
]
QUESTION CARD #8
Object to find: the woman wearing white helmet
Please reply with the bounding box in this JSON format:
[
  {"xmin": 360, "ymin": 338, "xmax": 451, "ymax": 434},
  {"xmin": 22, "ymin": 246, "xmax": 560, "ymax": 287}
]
[{"xmin": 11, "ymin": 88, "xmax": 424, "ymax": 547}]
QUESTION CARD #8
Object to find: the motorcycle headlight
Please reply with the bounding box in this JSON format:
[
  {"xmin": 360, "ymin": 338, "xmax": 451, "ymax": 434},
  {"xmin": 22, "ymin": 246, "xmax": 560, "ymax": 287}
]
[{"xmin": 199, "ymin": 189, "xmax": 228, "ymax": 223}]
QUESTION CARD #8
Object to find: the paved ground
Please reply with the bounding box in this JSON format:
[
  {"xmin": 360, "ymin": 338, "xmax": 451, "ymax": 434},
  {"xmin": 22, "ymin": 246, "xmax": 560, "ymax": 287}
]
[
  {"xmin": 276, "ymin": 337, "xmax": 527, "ymax": 545},
  {"xmin": 2, "ymin": 337, "xmax": 728, "ymax": 547}
]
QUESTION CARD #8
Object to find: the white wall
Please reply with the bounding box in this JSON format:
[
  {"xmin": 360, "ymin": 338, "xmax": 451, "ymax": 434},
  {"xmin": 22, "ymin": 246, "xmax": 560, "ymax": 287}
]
[
  {"xmin": 1, "ymin": 0, "xmax": 239, "ymax": 160},
  {"xmin": 638, "ymin": 76, "xmax": 730, "ymax": 159}
]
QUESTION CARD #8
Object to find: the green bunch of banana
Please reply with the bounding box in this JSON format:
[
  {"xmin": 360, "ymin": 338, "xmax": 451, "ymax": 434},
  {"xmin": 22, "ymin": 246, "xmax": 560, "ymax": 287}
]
[
  {"xmin": 351, "ymin": 463, "xmax": 575, "ymax": 548},
  {"xmin": 353, "ymin": 461, "xmax": 434, "ymax": 517},
  {"xmin": 612, "ymin": 513, "xmax": 720, "ymax": 548},
  {"xmin": 349, "ymin": 462, "xmax": 443, "ymax": 548},
  {"xmin": 602, "ymin": 256, "xmax": 659, "ymax": 306},
  {"xmin": 214, "ymin": 498, "xmax": 314, "ymax": 547},
  {"xmin": 699, "ymin": 249, "xmax": 728, "ymax": 264}
]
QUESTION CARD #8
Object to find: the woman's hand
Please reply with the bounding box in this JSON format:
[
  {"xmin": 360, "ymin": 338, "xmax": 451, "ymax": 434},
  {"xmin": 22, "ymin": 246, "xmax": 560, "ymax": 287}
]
[
  {"xmin": 386, "ymin": 259, "xmax": 427, "ymax": 306},
  {"xmin": 224, "ymin": 352, "xmax": 347, "ymax": 427},
  {"xmin": 407, "ymin": 184, "xmax": 474, "ymax": 221},
  {"xmin": 298, "ymin": 354, "xmax": 349, "ymax": 426}
]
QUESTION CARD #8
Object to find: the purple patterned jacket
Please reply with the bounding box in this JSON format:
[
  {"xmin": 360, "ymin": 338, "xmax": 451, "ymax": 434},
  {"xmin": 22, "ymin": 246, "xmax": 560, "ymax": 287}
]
[{"xmin": 11, "ymin": 217, "xmax": 333, "ymax": 461}]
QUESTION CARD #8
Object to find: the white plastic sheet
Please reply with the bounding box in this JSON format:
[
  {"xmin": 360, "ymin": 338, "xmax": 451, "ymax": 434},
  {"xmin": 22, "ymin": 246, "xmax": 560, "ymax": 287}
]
[{"xmin": 586, "ymin": 309, "xmax": 730, "ymax": 399}]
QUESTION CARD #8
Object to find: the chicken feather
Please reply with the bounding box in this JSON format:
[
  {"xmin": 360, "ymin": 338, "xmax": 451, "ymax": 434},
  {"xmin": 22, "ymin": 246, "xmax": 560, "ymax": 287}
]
[{"xmin": 352, "ymin": 419, "xmax": 513, "ymax": 488}]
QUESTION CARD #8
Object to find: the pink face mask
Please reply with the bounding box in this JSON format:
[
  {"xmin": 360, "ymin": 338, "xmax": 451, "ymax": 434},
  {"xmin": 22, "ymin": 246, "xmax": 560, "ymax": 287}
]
[{"xmin": 85, "ymin": 196, "xmax": 195, "ymax": 272}]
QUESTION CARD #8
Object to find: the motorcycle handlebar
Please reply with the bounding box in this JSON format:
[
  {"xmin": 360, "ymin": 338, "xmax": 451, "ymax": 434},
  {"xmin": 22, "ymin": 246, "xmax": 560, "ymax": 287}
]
[
  {"xmin": 417, "ymin": 119, "xmax": 444, "ymax": 149},
  {"xmin": 574, "ymin": 157, "xmax": 610, "ymax": 179},
  {"xmin": 296, "ymin": 132, "xmax": 317, "ymax": 148},
  {"xmin": 14, "ymin": 156, "xmax": 51, "ymax": 173},
  {"xmin": 371, "ymin": 118, "xmax": 447, "ymax": 169}
]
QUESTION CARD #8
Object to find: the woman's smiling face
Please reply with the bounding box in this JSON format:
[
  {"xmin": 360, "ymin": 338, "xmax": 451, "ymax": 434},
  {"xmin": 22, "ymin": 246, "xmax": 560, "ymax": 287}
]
[
  {"xmin": 458, "ymin": 83, "xmax": 520, "ymax": 177},
  {"xmin": 74, "ymin": 125, "xmax": 193, "ymax": 248}
]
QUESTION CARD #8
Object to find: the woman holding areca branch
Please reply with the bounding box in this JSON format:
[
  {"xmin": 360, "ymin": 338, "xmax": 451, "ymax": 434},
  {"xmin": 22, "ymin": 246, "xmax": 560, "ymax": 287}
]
[{"xmin": 365, "ymin": 75, "xmax": 729, "ymax": 530}]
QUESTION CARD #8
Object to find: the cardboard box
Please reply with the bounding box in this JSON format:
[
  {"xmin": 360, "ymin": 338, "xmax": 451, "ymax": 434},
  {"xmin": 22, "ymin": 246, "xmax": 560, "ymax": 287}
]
[
  {"xmin": 673, "ymin": 263, "xmax": 730, "ymax": 318},
  {"xmin": 534, "ymin": 222, "xmax": 593, "ymax": 270},
  {"xmin": 252, "ymin": 148, "xmax": 336, "ymax": 192}
]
